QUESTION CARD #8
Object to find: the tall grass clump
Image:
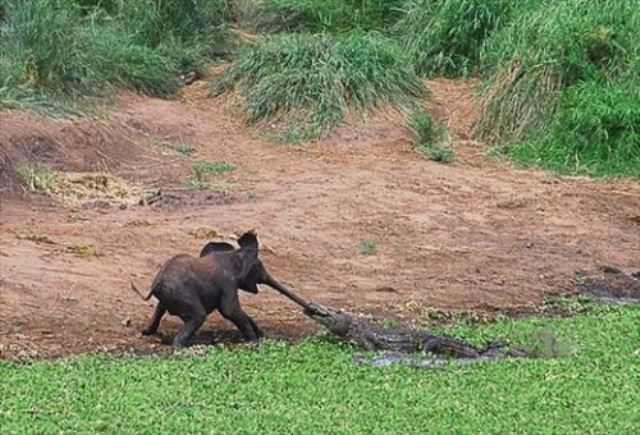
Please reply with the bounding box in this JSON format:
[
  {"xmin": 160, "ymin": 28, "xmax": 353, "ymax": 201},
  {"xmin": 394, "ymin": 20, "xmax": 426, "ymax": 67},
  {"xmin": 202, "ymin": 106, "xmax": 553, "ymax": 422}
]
[
  {"xmin": 0, "ymin": 0, "xmax": 234, "ymax": 112},
  {"xmin": 394, "ymin": 0, "xmax": 515, "ymax": 77},
  {"xmin": 507, "ymin": 80, "xmax": 640, "ymax": 177},
  {"xmin": 213, "ymin": 32, "xmax": 426, "ymax": 140},
  {"xmin": 0, "ymin": 0, "xmax": 7, "ymax": 23},
  {"xmin": 476, "ymin": 0, "xmax": 640, "ymax": 177},
  {"xmin": 108, "ymin": 0, "xmax": 235, "ymax": 75},
  {"xmin": 237, "ymin": 0, "xmax": 405, "ymax": 33},
  {"xmin": 477, "ymin": 0, "xmax": 640, "ymax": 143},
  {"xmin": 0, "ymin": 0, "xmax": 99, "ymax": 98}
]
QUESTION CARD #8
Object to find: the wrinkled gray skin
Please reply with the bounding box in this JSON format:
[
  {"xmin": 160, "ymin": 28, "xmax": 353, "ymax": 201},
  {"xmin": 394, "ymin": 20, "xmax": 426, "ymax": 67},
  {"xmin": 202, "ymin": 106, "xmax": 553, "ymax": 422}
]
[
  {"xmin": 200, "ymin": 240, "xmax": 329, "ymax": 314},
  {"xmin": 198, "ymin": 242, "xmax": 268, "ymax": 295},
  {"xmin": 131, "ymin": 232, "xmax": 265, "ymax": 348}
]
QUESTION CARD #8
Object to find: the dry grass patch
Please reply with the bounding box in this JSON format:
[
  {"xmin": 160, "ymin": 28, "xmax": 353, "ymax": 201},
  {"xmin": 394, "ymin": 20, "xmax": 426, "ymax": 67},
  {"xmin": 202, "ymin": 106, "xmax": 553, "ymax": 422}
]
[{"xmin": 16, "ymin": 164, "xmax": 150, "ymax": 206}]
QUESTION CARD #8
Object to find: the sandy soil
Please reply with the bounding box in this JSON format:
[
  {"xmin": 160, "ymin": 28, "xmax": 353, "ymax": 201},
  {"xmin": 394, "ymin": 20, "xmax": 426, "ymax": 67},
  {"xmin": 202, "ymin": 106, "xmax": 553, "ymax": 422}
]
[{"xmin": 1, "ymin": 79, "xmax": 639, "ymax": 359}]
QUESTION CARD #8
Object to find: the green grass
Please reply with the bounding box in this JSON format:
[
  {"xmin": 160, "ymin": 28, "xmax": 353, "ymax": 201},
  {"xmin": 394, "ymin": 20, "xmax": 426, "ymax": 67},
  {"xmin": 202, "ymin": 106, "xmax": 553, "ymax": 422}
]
[
  {"xmin": 477, "ymin": 0, "xmax": 637, "ymax": 143},
  {"xmin": 0, "ymin": 0, "xmax": 233, "ymax": 112},
  {"xmin": 174, "ymin": 144, "xmax": 196, "ymax": 157},
  {"xmin": 3, "ymin": 0, "xmax": 638, "ymax": 178},
  {"xmin": 213, "ymin": 31, "xmax": 426, "ymax": 139},
  {"xmin": 410, "ymin": 111, "xmax": 455, "ymax": 163},
  {"xmin": 15, "ymin": 162, "xmax": 55, "ymax": 192},
  {"xmin": 154, "ymin": 140, "xmax": 196, "ymax": 156},
  {"xmin": 187, "ymin": 160, "xmax": 235, "ymax": 189},
  {"xmin": 1, "ymin": 306, "xmax": 639, "ymax": 432},
  {"xmin": 358, "ymin": 239, "xmax": 378, "ymax": 255},
  {"xmin": 192, "ymin": 160, "xmax": 235, "ymax": 178},
  {"xmin": 393, "ymin": 0, "xmax": 515, "ymax": 77},
  {"xmin": 237, "ymin": 0, "xmax": 405, "ymax": 34},
  {"xmin": 506, "ymin": 79, "xmax": 640, "ymax": 177},
  {"xmin": 475, "ymin": 0, "xmax": 640, "ymax": 177}
]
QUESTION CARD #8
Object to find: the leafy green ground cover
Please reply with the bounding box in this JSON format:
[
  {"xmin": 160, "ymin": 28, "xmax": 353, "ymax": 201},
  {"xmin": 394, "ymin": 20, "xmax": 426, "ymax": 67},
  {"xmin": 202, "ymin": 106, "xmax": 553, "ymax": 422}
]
[{"xmin": 1, "ymin": 305, "xmax": 638, "ymax": 433}]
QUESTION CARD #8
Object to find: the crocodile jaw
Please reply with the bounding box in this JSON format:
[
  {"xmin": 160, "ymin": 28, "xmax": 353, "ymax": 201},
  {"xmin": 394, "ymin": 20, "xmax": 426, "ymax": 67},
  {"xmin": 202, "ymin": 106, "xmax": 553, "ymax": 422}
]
[{"xmin": 306, "ymin": 310, "xmax": 352, "ymax": 336}]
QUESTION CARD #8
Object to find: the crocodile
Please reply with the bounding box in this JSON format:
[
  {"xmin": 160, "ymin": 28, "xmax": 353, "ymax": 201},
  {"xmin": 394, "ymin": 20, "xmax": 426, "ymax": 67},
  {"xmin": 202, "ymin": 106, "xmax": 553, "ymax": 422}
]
[
  {"xmin": 263, "ymin": 277, "xmax": 527, "ymax": 362},
  {"xmin": 303, "ymin": 306, "xmax": 527, "ymax": 360}
]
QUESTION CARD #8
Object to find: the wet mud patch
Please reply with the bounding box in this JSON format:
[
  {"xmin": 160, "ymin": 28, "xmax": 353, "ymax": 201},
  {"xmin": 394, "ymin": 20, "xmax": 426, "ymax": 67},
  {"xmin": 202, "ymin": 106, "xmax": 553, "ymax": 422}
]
[{"xmin": 577, "ymin": 266, "xmax": 640, "ymax": 303}]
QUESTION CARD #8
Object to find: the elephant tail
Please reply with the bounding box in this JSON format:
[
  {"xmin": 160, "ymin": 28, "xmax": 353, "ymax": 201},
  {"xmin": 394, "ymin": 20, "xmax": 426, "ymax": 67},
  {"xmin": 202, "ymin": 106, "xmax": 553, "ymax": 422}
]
[{"xmin": 130, "ymin": 280, "xmax": 159, "ymax": 301}]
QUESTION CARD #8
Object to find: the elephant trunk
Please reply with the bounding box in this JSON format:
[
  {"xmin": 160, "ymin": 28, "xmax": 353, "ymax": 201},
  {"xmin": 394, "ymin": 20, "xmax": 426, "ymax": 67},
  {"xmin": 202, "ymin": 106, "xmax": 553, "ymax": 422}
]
[{"xmin": 259, "ymin": 272, "xmax": 330, "ymax": 317}]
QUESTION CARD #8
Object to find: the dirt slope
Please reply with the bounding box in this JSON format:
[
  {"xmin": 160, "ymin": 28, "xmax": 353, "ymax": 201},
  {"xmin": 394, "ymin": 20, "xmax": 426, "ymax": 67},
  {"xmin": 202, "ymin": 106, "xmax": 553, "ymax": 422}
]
[{"xmin": 1, "ymin": 79, "xmax": 639, "ymax": 359}]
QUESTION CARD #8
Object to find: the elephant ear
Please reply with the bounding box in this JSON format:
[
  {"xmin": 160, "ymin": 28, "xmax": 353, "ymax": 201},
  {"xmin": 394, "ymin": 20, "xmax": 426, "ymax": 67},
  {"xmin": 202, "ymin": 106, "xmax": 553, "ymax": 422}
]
[
  {"xmin": 199, "ymin": 242, "xmax": 235, "ymax": 257},
  {"xmin": 232, "ymin": 231, "xmax": 260, "ymax": 290},
  {"xmin": 202, "ymin": 239, "xmax": 259, "ymax": 294},
  {"xmin": 237, "ymin": 230, "xmax": 258, "ymax": 255}
]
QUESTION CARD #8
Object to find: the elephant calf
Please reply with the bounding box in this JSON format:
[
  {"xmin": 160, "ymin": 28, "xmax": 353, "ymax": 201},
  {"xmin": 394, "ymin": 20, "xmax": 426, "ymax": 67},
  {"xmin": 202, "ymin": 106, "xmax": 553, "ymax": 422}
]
[{"xmin": 131, "ymin": 231, "xmax": 266, "ymax": 348}]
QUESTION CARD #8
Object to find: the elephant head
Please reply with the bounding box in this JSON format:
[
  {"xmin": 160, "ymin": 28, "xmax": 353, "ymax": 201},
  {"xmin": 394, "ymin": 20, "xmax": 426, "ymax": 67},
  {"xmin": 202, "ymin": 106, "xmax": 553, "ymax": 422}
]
[{"xmin": 199, "ymin": 231, "xmax": 267, "ymax": 294}]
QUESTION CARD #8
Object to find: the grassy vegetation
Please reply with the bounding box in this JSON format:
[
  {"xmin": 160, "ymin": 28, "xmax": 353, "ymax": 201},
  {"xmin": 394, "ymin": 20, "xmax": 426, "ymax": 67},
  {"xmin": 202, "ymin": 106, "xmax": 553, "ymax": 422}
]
[
  {"xmin": 187, "ymin": 160, "xmax": 235, "ymax": 189},
  {"xmin": 0, "ymin": 0, "xmax": 233, "ymax": 111},
  {"xmin": 155, "ymin": 140, "xmax": 196, "ymax": 156},
  {"xmin": 507, "ymin": 79, "xmax": 640, "ymax": 177},
  {"xmin": 67, "ymin": 244, "xmax": 102, "ymax": 258},
  {"xmin": 2, "ymin": 0, "xmax": 638, "ymax": 175},
  {"xmin": 238, "ymin": 0, "xmax": 404, "ymax": 33},
  {"xmin": 410, "ymin": 111, "xmax": 454, "ymax": 163},
  {"xmin": 173, "ymin": 144, "xmax": 197, "ymax": 157},
  {"xmin": 1, "ymin": 305, "xmax": 638, "ymax": 432},
  {"xmin": 213, "ymin": 31, "xmax": 426, "ymax": 139},
  {"xmin": 476, "ymin": 0, "xmax": 640, "ymax": 177},
  {"xmin": 394, "ymin": 0, "xmax": 515, "ymax": 77},
  {"xmin": 219, "ymin": 0, "xmax": 637, "ymax": 177},
  {"xmin": 15, "ymin": 163, "xmax": 55, "ymax": 193},
  {"xmin": 358, "ymin": 239, "xmax": 379, "ymax": 256}
]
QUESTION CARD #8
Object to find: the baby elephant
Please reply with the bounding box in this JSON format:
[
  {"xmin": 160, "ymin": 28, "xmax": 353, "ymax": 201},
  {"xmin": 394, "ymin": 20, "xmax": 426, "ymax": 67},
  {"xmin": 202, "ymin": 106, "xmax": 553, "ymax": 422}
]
[{"xmin": 131, "ymin": 231, "xmax": 265, "ymax": 348}]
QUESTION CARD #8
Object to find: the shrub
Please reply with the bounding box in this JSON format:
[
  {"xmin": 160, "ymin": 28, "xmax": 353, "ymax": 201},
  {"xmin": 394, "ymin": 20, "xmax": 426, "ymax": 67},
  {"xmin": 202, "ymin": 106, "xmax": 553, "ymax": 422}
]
[
  {"xmin": 394, "ymin": 0, "xmax": 514, "ymax": 77},
  {"xmin": 83, "ymin": 22, "xmax": 179, "ymax": 97},
  {"xmin": 213, "ymin": 32, "xmax": 426, "ymax": 139},
  {"xmin": 110, "ymin": 0, "xmax": 235, "ymax": 74}
]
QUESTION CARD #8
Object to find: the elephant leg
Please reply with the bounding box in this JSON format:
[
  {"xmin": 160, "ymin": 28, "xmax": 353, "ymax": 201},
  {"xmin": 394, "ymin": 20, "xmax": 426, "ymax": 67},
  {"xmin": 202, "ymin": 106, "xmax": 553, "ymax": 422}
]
[
  {"xmin": 219, "ymin": 290, "xmax": 259, "ymax": 341},
  {"xmin": 172, "ymin": 308, "xmax": 206, "ymax": 348},
  {"xmin": 221, "ymin": 308, "xmax": 259, "ymax": 342},
  {"xmin": 247, "ymin": 317, "xmax": 264, "ymax": 339},
  {"xmin": 142, "ymin": 303, "xmax": 166, "ymax": 336}
]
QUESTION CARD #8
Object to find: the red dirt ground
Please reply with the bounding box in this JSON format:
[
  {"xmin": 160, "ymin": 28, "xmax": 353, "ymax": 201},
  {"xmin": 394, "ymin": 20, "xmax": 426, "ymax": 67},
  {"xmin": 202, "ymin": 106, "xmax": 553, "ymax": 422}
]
[{"xmin": 1, "ymin": 79, "xmax": 639, "ymax": 359}]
